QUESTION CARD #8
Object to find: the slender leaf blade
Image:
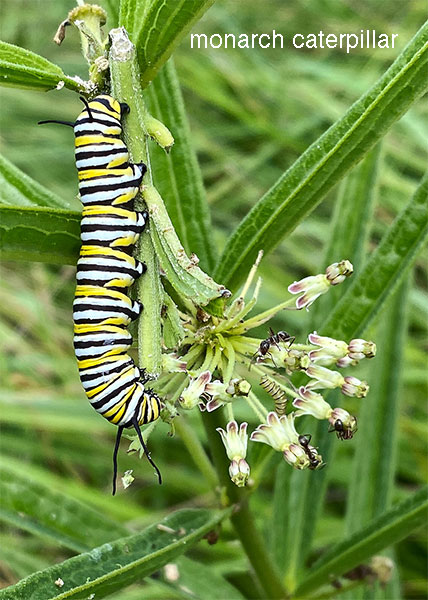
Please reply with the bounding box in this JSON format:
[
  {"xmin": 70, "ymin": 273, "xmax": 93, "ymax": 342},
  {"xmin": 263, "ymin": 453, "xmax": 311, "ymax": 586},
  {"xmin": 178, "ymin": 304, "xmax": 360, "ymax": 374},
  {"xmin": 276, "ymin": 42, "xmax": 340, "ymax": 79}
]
[
  {"xmin": 322, "ymin": 173, "xmax": 428, "ymax": 340},
  {"xmin": 146, "ymin": 59, "xmax": 217, "ymax": 272},
  {"xmin": 0, "ymin": 464, "xmax": 128, "ymax": 553},
  {"xmin": 0, "ymin": 155, "xmax": 70, "ymax": 209},
  {"xmin": 0, "ymin": 206, "xmax": 80, "ymax": 264},
  {"xmin": 135, "ymin": 0, "xmax": 216, "ymax": 87},
  {"xmin": 214, "ymin": 22, "xmax": 428, "ymax": 290},
  {"xmin": 0, "ymin": 41, "xmax": 83, "ymax": 92},
  {"xmin": 0, "ymin": 508, "xmax": 232, "ymax": 600},
  {"xmin": 295, "ymin": 486, "xmax": 428, "ymax": 596}
]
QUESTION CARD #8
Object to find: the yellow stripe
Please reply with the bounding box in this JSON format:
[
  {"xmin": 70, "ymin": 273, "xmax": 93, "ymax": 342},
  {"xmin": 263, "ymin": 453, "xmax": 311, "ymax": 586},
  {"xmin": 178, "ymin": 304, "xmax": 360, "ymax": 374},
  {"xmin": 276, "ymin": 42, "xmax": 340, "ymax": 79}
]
[
  {"xmin": 111, "ymin": 235, "xmax": 137, "ymax": 247},
  {"xmin": 86, "ymin": 367, "xmax": 135, "ymax": 399},
  {"xmin": 82, "ymin": 206, "xmax": 136, "ymax": 219},
  {"xmin": 112, "ymin": 191, "xmax": 137, "ymax": 205},
  {"xmin": 75, "ymin": 285, "xmax": 130, "ymax": 302},
  {"xmin": 79, "ymin": 245, "xmax": 136, "ymax": 264},
  {"xmin": 75, "ymin": 135, "xmax": 123, "ymax": 148},
  {"xmin": 90, "ymin": 100, "xmax": 120, "ymax": 118},
  {"xmin": 78, "ymin": 168, "xmax": 133, "ymax": 180},
  {"xmin": 108, "ymin": 156, "xmax": 127, "ymax": 168},
  {"xmin": 74, "ymin": 324, "xmax": 125, "ymax": 334},
  {"xmin": 77, "ymin": 353, "xmax": 128, "ymax": 369}
]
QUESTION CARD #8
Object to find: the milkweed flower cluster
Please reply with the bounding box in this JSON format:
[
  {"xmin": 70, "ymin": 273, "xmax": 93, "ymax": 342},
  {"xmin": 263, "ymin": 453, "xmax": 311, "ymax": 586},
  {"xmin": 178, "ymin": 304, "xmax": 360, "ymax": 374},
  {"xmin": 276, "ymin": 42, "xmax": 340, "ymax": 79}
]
[{"xmin": 152, "ymin": 256, "xmax": 376, "ymax": 487}]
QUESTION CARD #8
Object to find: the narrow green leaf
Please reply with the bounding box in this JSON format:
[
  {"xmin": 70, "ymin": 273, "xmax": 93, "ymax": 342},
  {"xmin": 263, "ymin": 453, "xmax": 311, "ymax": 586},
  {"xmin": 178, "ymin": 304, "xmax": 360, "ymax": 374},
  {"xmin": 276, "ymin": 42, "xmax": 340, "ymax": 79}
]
[
  {"xmin": 280, "ymin": 150, "xmax": 382, "ymax": 589},
  {"xmin": 343, "ymin": 283, "xmax": 408, "ymax": 600},
  {"xmin": 145, "ymin": 184, "xmax": 228, "ymax": 308},
  {"xmin": 0, "ymin": 206, "xmax": 80, "ymax": 264},
  {"xmin": 135, "ymin": 0, "xmax": 216, "ymax": 87},
  {"xmin": 0, "ymin": 155, "xmax": 70, "ymax": 209},
  {"xmin": 345, "ymin": 283, "xmax": 408, "ymax": 534},
  {"xmin": 0, "ymin": 508, "xmax": 232, "ymax": 600},
  {"xmin": 166, "ymin": 556, "xmax": 246, "ymax": 599},
  {"xmin": 119, "ymin": 0, "xmax": 152, "ymax": 39},
  {"xmin": 322, "ymin": 173, "xmax": 428, "ymax": 340},
  {"xmin": 146, "ymin": 59, "xmax": 217, "ymax": 272},
  {"xmin": 0, "ymin": 464, "xmax": 128, "ymax": 553},
  {"xmin": 0, "ymin": 41, "xmax": 84, "ymax": 92},
  {"xmin": 214, "ymin": 22, "xmax": 428, "ymax": 290},
  {"xmin": 294, "ymin": 486, "xmax": 428, "ymax": 597}
]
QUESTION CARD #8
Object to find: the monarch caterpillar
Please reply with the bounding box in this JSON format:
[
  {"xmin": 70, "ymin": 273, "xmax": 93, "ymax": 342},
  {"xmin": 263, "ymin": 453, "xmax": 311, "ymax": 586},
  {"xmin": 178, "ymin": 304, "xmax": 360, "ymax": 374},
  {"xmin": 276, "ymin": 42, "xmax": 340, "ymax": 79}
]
[
  {"xmin": 39, "ymin": 95, "xmax": 163, "ymax": 494},
  {"xmin": 259, "ymin": 374, "xmax": 287, "ymax": 415}
]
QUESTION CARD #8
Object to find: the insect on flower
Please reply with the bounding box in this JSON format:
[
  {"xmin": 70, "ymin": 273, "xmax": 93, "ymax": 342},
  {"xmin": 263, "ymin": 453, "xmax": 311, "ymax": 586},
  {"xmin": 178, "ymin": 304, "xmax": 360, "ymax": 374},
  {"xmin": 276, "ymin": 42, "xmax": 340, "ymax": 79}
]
[
  {"xmin": 298, "ymin": 434, "xmax": 324, "ymax": 470},
  {"xmin": 251, "ymin": 328, "xmax": 295, "ymax": 366}
]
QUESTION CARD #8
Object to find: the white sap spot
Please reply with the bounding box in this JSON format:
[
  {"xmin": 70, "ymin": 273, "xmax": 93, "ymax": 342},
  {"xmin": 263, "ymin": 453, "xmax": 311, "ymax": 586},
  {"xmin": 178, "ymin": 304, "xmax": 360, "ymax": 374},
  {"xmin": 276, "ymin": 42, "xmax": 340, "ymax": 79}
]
[
  {"xmin": 54, "ymin": 578, "xmax": 64, "ymax": 588},
  {"xmin": 56, "ymin": 80, "xmax": 65, "ymax": 90},
  {"xmin": 89, "ymin": 547, "xmax": 102, "ymax": 561}
]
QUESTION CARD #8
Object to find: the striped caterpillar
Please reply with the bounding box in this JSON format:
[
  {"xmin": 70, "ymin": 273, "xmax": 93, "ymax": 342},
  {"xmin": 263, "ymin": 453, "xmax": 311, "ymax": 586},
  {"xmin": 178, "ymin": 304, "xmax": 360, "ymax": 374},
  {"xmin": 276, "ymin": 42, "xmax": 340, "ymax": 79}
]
[
  {"xmin": 39, "ymin": 95, "xmax": 163, "ymax": 494},
  {"xmin": 259, "ymin": 374, "xmax": 288, "ymax": 415}
]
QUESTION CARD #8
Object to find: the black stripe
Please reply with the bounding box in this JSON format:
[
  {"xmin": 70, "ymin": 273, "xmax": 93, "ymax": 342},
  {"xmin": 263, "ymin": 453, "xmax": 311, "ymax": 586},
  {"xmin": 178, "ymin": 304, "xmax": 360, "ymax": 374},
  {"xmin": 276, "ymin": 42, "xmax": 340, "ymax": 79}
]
[
  {"xmin": 75, "ymin": 130, "xmax": 121, "ymax": 139},
  {"xmin": 81, "ymin": 223, "xmax": 141, "ymax": 233},
  {"xmin": 77, "ymin": 263, "xmax": 140, "ymax": 276},
  {"xmin": 74, "ymin": 334, "xmax": 131, "ymax": 348},
  {"xmin": 92, "ymin": 380, "xmax": 136, "ymax": 409},
  {"xmin": 92, "ymin": 97, "xmax": 117, "ymax": 111},
  {"xmin": 79, "ymin": 177, "xmax": 141, "ymax": 196},
  {"xmin": 76, "ymin": 147, "xmax": 125, "ymax": 160},
  {"xmin": 73, "ymin": 305, "xmax": 136, "ymax": 319},
  {"xmin": 76, "ymin": 115, "xmax": 120, "ymax": 128},
  {"xmin": 80, "ymin": 359, "xmax": 134, "ymax": 382}
]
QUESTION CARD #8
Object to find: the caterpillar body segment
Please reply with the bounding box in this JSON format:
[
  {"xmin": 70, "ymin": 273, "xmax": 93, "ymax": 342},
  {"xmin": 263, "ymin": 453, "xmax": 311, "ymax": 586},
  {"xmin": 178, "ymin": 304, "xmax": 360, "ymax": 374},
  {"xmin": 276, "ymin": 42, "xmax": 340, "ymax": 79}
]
[
  {"xmin": 38, "ymin": 94, "xmax": 164, "ymax": 493},
  {"xmin": 260, "ymin": 374, "xmax": 288, "ymax": 416}
]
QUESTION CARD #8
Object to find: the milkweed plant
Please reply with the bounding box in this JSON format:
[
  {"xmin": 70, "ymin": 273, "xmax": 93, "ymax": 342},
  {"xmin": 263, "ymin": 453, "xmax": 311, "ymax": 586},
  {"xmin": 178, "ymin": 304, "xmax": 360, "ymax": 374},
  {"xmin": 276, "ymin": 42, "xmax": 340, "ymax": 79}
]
[{"xmin": 1, "ymin": 2, "xmax": 427, "ymax": 599}]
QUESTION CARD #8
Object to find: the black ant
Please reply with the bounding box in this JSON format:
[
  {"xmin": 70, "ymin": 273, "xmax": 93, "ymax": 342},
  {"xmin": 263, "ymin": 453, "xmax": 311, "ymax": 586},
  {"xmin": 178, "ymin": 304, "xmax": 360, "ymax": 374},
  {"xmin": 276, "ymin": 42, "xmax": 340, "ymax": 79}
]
[
  {"xmin": 328, "ymin": 417, "xmax": 358, "ymax": 440},
  {"xmin": 251, "ymin": 328, "xmax": 295, "ymax": 366},
  {"xmin": 298, "ymin": 434, "xmax": 324, "ymax": 470}
]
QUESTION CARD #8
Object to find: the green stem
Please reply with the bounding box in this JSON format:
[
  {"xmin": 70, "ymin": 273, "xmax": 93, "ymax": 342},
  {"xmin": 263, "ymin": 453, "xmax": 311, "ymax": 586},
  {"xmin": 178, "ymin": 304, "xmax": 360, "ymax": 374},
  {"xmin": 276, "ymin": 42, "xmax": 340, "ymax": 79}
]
[
  {"xmin": 174, "ymin": 416, "xmax": 218, "ymax": 488},
  {"xmin": 231, "ymin": 297, "xmax": 296, "ymax": 334},
  {"xmin": 202, "ymin": 410, "xmax": 288, "ymax": 599},
  {"xmin": 109, "ymin": 28, "xmax": 163, "ymax": 377}
]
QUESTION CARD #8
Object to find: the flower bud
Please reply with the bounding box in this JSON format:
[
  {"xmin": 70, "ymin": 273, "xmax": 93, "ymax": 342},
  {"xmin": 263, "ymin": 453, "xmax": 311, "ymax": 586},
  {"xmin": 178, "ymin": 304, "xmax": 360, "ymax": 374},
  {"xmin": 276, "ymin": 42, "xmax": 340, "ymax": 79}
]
[
  {"xmin": 162, "ymin": 352, "xmax": 187, "ymax": 373},
  {"xmin": 348, "ymin": 339, "xmax": 376, "ymax": 360},
  {"xmin": 336, "ymin": 356, "xmax": 359, "ymax": 368},
  {"xmin": 308, "ymin": 332, "xmax": 348, "ymax": 365},
  {"xmin": 226, "ymin": 378, "xmax": 251, "ymax": 397},
  {"xmin": 229, "ymin": 458, "xmax": 251, "ymax": 487},
  {"xmin": 288, "ymin": 273, "xmax": 330, "ymax": 309},
  {"xmin": 306, "ymin": 364, "xmax": 344, "ymax": 390},
  {"xmin": 329, "ymin": 408, "xmax": 358, "ymax": 440},
  {"xmin": 293, "ymin": 387, "xmax": 332, "ymax": 420},
  {"xmin": 325, "ymin": 260, "xmax": 353, "ymax": 285},
  {"xmin": 179, "ymin": 371, "xmax": 211, "ymax": 410},
  {"xmin": 251, "ymin": 412, "xmax": 316, "ymax": 470},
  {"xmin": 217, "ymin": 421, "xmax": 248, "ymax": 461},
  {"xmin": 272, "ymin": 346, "xmax": 311, "ymax": 373},
  {"xmin": 217, "ymin": 421, "xmax": 250, "ymax": 487},
  {"xmin": 341, "ymin": 376, "xmax": 369, "ymax": 398}
]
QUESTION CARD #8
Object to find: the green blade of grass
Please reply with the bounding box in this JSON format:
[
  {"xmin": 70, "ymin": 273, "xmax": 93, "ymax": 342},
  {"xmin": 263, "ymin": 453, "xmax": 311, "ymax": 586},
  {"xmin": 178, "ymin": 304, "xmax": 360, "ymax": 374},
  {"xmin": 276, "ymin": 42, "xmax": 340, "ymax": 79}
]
[
  {"xmin": 146, "ymin": 59, "xmax": 217, "ymax": 272},
  {"xmin": 294, "ymin": 486, "xmax": 428, "ymax": 597},
  {"xmin": 214, "ymin": 22, "xmax": 428, "ymax": 291},
  {"xmin": 343, "ymin": 281, "xmax": 408, "ymax": 600},
  {"xmin": 135, "ymin": 0, "xmax": 216, "ymax": 87},
  {"xmin": 0, "ymin": 206, "xmax": 80, "ymax": 264},
  {"xmin": 0, "ymin": 464, "xmax": 128, "ymax": 553},
  {"xmin": 0, "ymin": 154, "xmax": 71, "ymax": 209},
  {"xmin": 0, "ymin": 41, "xmax": 84, "ymax": 92},
  {"xmin": 0, "ymin": 508, "xmax": 232, "ymax": 600},
  {"xmin": 322, "ymin": 173, "xmax": 428, "ymax": 340},
  {"xmin": 277, "ymin": 149, "xmax": 382, "ymax": 590}
]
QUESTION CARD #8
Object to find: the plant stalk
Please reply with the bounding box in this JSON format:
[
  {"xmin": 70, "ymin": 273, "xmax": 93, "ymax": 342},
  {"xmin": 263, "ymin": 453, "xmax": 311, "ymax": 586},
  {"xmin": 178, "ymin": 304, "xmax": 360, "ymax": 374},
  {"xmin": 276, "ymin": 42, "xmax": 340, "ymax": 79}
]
[{"xmin": 202, "ymin": 409, "xmax": 288, "ymax": 599}]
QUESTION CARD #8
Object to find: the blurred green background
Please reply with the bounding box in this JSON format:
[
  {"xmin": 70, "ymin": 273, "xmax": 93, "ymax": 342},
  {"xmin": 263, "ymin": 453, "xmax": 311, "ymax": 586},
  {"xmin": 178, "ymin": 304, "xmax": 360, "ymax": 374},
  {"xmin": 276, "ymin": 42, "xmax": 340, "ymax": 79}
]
[{"xmin": 0, "ymin": 0, "xmax": 426, "ymax": 598}]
